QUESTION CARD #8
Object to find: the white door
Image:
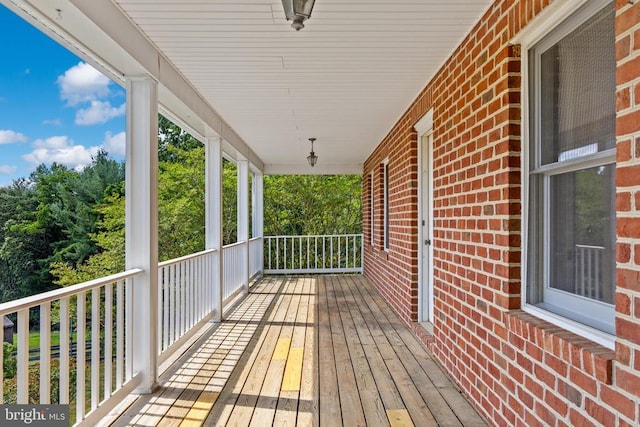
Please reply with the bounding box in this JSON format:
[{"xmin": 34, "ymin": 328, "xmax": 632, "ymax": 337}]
[{"xmin": 420, "ymin": 132, "xmax": 434, "ymax": 323}]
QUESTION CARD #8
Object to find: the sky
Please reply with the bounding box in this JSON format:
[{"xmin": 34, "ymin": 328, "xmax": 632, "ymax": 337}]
[{"xmin": 0, "ymin": 4, "xmax": 126, "ymax": 187}]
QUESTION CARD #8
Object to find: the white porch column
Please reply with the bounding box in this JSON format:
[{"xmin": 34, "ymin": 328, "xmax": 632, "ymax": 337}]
[
  {"xmin": 237, "ymin": 160, "xmax": 250, "ymax": 292},
  {"xmin": 125, "ymin": 75, "xmax": 158, "ymax": 393},
  {"xmin": 252, "ymin": 173, "xmax": 264, "ymax": 276},
  {"xmin": 205, "ymin": 137, "xmax": 223, "ymax": 321}
]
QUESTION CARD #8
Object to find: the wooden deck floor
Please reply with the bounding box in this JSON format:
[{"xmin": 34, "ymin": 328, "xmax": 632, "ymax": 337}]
[{"xmin": 111, "ymin": 275, "xmax": 486, "ymax": 426}]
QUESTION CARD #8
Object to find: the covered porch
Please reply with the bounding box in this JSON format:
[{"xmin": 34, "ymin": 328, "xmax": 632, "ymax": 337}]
[{"xmin": 108, "ymin": 275, "xmax": 484, "ymax": 427}]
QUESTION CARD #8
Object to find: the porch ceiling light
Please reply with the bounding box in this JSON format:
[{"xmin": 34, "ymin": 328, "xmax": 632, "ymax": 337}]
[
  {"xmin": 307, "ymin": 138, "xmax": 318, "ymax": 167},
  {"xmin": 282, "ymin": 0, "xmax": 315, "ymax": 31}
]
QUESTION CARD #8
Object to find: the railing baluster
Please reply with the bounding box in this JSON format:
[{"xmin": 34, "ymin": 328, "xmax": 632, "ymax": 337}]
[
  {"xmin": 116, "ymin": 280, "xmax": 124, "ymax": 389},
  {"xmin": 77, "ymin": 292, "xmax": 86, "ymax": 422},
  {"xmin": 169, "ymin": 264, "xmax": 175, "ymax": 344},
  {"xmin": 60, "ymin": 297, "xmax": 70, "ymax": 403},
  {"xmin": 91, "ymin": 287, "xmax": 100, "ymax": 410},
  {"xmin": 180, "ymin": 261, "xmax": 186, "ymax": 336},
  {"xmin": 186, "ymin": 259, "xmax": 192, "ymax": 329},
  {"xmin": 323, "ymin": 237, "xmax": 326, "ymax": 269},
  {"xmin": 330, "ymin": 237, "xmax": 334, "ymax": 269},
  {"xmin": 284, "ymin": 237, "xmax": 287, "ymax": 270},
  {"xmin": 105, "ymin": 283, "xmax": 113, "ymax": 399},
  {"xmin": 16, "ymin": 308, "xmax": 29, "ymax": 404},
  {"xmin": 344, "ymin": 235, "xmax": 348, "ymax": 268},
  {"xmin": 125, "ymin": 277, "xmax": 133, "ymax": 381},
  {"xmin": 40, "ymin": 302, "xmax": 51, "ymax": 403},
  {"xmin": 162, "ymin": 266, "xmax": 169, "ymax": 352},
  {"xmin": 595, "ymin": 250, "xmax": 600, "ymax": 300},
  {"xmin": 196, "ymin": 257, "xmax": 201, "ymax": 320}
]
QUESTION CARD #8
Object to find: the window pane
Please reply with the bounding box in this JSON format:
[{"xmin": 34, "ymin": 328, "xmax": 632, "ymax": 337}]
[
  {"xmin": 539, "ymin": 5, "xmax": 615, "ymax": 165},
  {"xmin": 549, "ymin": 165, "xmax": 615, "ymax": 304}
]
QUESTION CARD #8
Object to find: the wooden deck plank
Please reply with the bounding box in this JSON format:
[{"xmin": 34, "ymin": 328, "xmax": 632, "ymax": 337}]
[
  {"xmin": 386, "ymin": 409, "xmax": 414, "ymax": 427},
  {"xmin": 317, "ymin": 276, "xmax": 342, "ymax": 427},
  {"xmin": 324, "ymin": 275, "xmax": 367, "ymax": 427},
  {"xmin": 179, "ymin": 392, "xmax": 219, "ymax": 427},
  {"xmin": 220, "ymin": 277, "xmax": 296, "ymax": 427},
  {"xmin": 337, "ymin": 276, "xmax": 438, "ymax": 426},
  {"xmin": 273, "ymin": 277, "xmax": 310, "ymax": 426},
  {"xmin": 249, "ymin": 277, "xmax": 302, "ymax": 426},
  {"xmin": 331, "ymin": 275, "xmax": 390, "ymax": 427},
  {"xmin": 110, "ymin": 275, "xmax": 486, "ymax": 427},
  {"xmin": 297, "ymin": 277, "xmax": 319, "ymax": 427},
  {"xmin": 352, "ymin": 276, "xmax": 486, "ymax": 426}
]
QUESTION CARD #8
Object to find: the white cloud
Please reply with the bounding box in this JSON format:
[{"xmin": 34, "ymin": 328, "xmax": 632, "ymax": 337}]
[
  {"xmin": 57, "ymin": 62, "xmax": 110, "ymax": 107},
  {"xmin": 43, "ymin": 119, "xmax": 62, "ymax": 126},
  {"xmin": 101, "ymin": 131, "xmax": 126, "ymax": 157},
  {"xmin": 23, "ymin": 136, "xmax": 99, "ymax": 170},
  {"xmin": 75, "ymin": 101, "xmax": 125, "ymax": 125},
  {"xmin": 0, "ymin": 130, "xmax": 28, "ymax": 144},
  {"xmin": 0, "ymin": 165, "xmax": 17, "ymax": 175}
]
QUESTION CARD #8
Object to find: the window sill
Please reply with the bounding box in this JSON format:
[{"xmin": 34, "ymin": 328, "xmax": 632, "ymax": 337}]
[
  {"xmin": 507, "ymin": 309, "xmax": 614, "ymax": 385},
  {"xmin": 522, "ymin": 304, "xmax": 614, "ymax": 349}
]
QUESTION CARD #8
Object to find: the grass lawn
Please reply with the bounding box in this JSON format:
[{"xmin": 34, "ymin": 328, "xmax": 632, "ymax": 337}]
[{"xmin": 13, "ymin": 330, "xmax": 63, "ymax": 348}]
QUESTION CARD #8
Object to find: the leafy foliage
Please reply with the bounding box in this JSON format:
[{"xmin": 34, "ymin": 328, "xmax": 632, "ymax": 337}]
[
  {"xmin": 0, "ymin": 154, "xmax": 124, "ymax": 305},
  {"xmin": 264, "ymin": 174, "xmax": 362, "ymax": 236},
  {"xmin": 0, "ymin": 115, "xmax": 362, "ymax": 305}
]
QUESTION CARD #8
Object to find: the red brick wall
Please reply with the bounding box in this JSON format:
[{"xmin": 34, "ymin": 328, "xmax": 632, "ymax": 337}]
[{"xmin": 362, "ymin": 0, "xmax": 640, "ymax": 425}]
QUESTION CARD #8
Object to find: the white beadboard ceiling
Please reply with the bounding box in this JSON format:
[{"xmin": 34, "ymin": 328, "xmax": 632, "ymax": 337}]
[{"xmin": 6, "ymin": 0, "xmax": 491, "ymax": 174}]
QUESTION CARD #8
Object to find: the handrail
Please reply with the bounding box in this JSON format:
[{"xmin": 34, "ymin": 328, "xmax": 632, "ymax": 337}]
[
  {"xmin": 223, "ymin": 240, "xmax": 246, "ymax": 249},
  {"xmin": 249, "ymin": 236, "xmax": 263, "ymax": 242},
  {"xmin": 158, "ymin": 248, "xmax": 217, "ymax": 268},
  {"xmin": 0, "ymin": 268, "xmax": 143, "ymax": 317}
]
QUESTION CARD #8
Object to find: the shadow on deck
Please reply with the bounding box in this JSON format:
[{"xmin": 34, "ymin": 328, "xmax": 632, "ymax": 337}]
[{"xmin": 107, "ymin": 275, "xmax": 486, "ymax": 426}]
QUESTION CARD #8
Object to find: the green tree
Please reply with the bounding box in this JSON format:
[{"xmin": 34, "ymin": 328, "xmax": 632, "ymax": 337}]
[
  {"xmin": 263, "ymin": 175, "xmax": 362, "ymax": 236},
  {"xmin": 158, "ymin": 145, "xmax": 205, "ymax": 260},
  {"xmin": 223, "ymin": 159, "xmax": 238, "ymax": 245}
]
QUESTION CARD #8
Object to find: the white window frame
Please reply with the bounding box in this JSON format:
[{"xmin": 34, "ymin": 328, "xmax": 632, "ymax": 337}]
[
  {"xmin": 370, "ymin": 171, "xmax": 375, "ymax": 246},
  {"xmin": 514, "ymin": 0, "xmax": 615, "ymax": 349},
  {"xmin": 383, "ymin": 159, "xmax": 390, "ymax": 252}
]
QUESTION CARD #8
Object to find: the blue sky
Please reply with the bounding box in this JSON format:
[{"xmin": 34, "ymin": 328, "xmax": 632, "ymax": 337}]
[{"xmin": 0, "ymin": 4, "xmax": 126, "ymax": 187}]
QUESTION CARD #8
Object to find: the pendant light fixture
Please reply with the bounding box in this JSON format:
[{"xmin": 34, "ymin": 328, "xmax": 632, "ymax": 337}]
[
  {"xmin": 307, "ymin": 138, "xmax": 318, "ymax": 167},
  {"xmin": 281, "ymin": 0, "xmax": 316, "ymax": 31}
]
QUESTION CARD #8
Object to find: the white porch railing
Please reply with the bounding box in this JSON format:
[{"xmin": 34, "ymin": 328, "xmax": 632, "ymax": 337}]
[
  {"xmin": 0, "ymin": 269, "xmax": 143, "ymax": 426},
  {"xmin": 223, "ymin": 241, "xmax": 247, "ymax": 303},
  {"xmin": 157, "ymin": 249, "xmax": 217, "ymax": 363},
  {"xmin": 0, "ymin": 234, "xmax": 364, "ymax": 424},
  {"xmin": 574, "ymin": 244, "xmax": 605, "ymax": 300},
  {"xmin": 249, "ymin": 236, "xmax": 263, "ymax": 280},
  {"xmin": 264, "ymin": 234, "xmax": 363, "ymax": 274}
]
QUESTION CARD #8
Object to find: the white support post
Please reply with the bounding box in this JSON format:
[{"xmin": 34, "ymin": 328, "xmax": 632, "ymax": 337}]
[
  {"xmin": 237, "ymin": 160, "xmax": 250, "ymax": 293},
  {"xmin": 253, "ymin": 174, "xmax": 264, "ymax": 276},
  {"xmin": 206, "ymin": 137, "xmax": 224, "ymax": 321},
  {"xmin": 125, "ymin": 75, "xmax": 159, "ymax": 394}
]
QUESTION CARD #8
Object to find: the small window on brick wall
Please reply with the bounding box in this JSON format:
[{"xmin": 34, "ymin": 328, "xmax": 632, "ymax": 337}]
[
  {"xmin": 526, "ymin": 0, "xmax": 616, "ymax": 335},
  {"xmin": 370, "ymin": 171, "xmax": 374, "ymax": 246},
  {"xmin": 383, "ymin": 161, "xmax": 389, "ymax": 251}
]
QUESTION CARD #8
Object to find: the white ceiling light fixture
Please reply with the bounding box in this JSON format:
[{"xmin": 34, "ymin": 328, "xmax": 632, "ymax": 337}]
[
  {"xmin": 281, "ymin": 0, "xmax": 316, "ymax": 31},
  {"xmin": 307, "ymin": 138, "xmax": 318, "ymax": 167}
]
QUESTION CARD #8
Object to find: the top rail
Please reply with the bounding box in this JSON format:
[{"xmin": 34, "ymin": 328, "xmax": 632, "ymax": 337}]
[
  {"xmin": 223, "ymin": 240, "xmax": 247, "ymax": 250},
  {"xmin": 158, "ymin": 248, "xmax": 218, "ymax": 268},
  {"xmin": 0, "ymin": 268, "xmax": 143, "ymax": 317}
]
